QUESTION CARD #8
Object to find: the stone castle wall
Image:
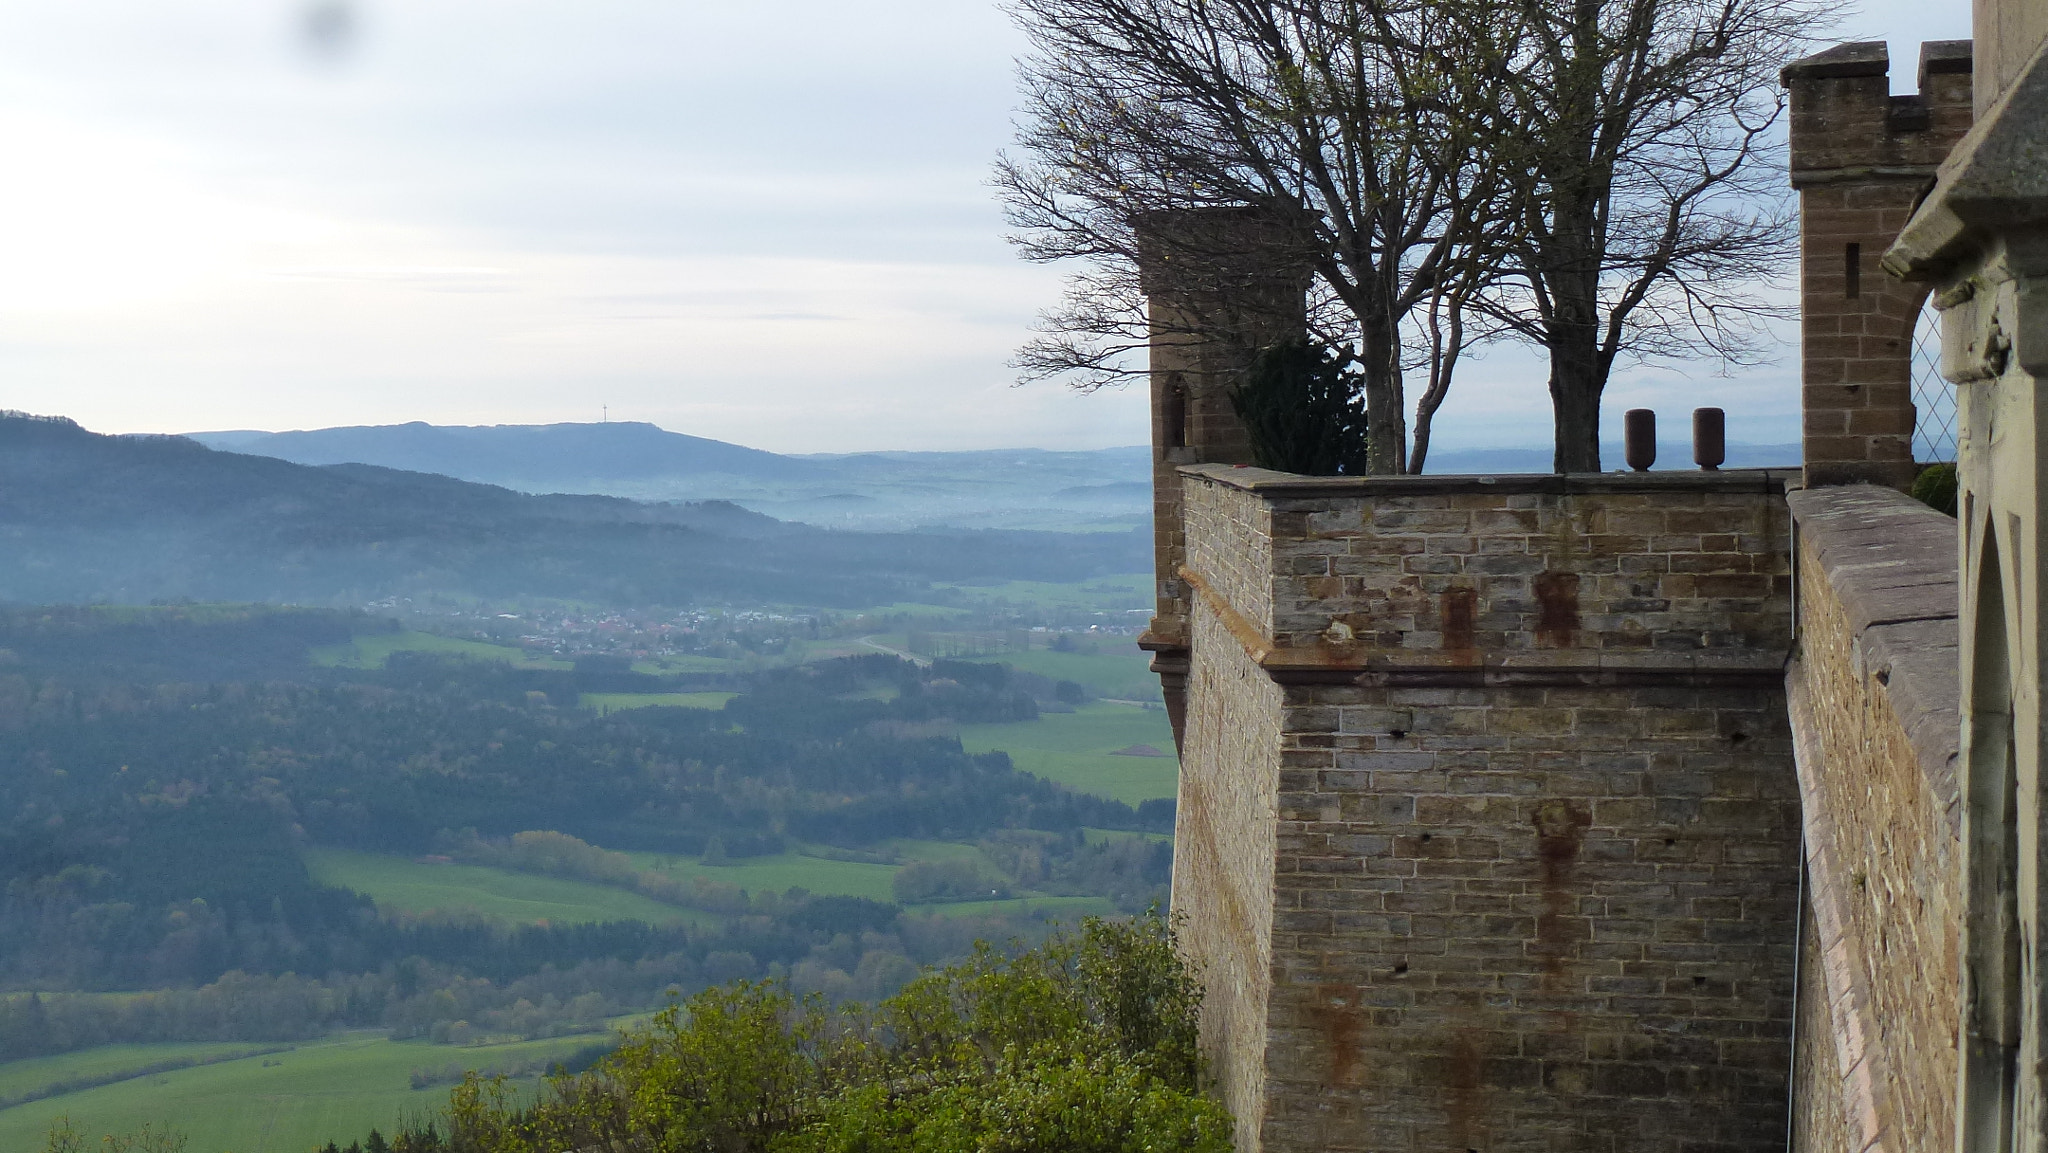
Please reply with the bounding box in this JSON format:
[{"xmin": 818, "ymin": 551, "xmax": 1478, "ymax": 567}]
[
  {"xmin": 1172, "ymin": 464, "xmax": 1804, "ymax": 1152},
  {"xmin": 1784, "ymin": 485, "xmax": 1962, "ymax": 1152}
]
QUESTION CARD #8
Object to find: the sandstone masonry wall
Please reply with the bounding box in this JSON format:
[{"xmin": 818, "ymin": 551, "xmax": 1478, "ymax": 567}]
[
  {"xmin": 1174, "ymin": 465, "xmax": 1804, "ymax": 1153},
  {"xmin": 1784, "ymin": 485, "xmax": 1962, "ymax": 1153},
  {"xmin": 1783, "ymin": 40, "xmax": 1973, "ymax": 488},
  {"xmin": 1177, "ymin": 600, "xmax": 1284, "ymax": 1153}
]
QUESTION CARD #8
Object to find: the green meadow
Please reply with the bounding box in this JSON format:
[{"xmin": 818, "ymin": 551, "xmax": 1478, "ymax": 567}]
[
  {"xmin": 303, "ymin": 849, "xmax": 705, "ymax": 927},
  {"xmin": 579, "ymin": 691, "xmax": 736, "ymax": 715},
  {"xmin": 0, "ymin": 1042, "xmax": 279, "ymax": 1107},
  {"xmin": 310, "ymin": 631, "xmax": 571, "ymax": 671},
  {"xmin": 964, "ymin": 646, "xmax": 1160, "ymax": 702},
  {"xmin": 933, "ymin": 574, "xmax": 1151, "ymax": 614},
  {"xmin": 915, "ymin": 896, "xmax": 1118, "ymax": 918},
  {"xmin": 0, "ymin": 1031, "xmax": 606, "ymax": 1153},
  {"xmin": 310, "ymin": 839, "xmax": 1109, "ymax": 928},
  {"xmin": 627, "ymin": 849, "xmax": 901, "ymax": 902},
  {"xmin": 627, "ymin": 839, "xmax": 1008, "ymax": 905},
  {"xmin": 631, "ymin": 654, "xmax": 744, "ymax": 675},
  {"xmin": 959, "ymin": 702, "xmax": 1179, "ymax": 807}
]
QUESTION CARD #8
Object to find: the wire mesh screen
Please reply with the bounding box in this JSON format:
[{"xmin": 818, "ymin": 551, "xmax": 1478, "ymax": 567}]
[{"xmin": 1912, "ymin": 298, "xmax": 1957, "ymax": 463}]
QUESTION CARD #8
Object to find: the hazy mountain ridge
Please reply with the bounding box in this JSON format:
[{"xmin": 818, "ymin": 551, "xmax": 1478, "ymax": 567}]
[
  {"xmin": 190, "ymin": 423, "xmax": 1156, "ymax": 532},
  {"xmin": 0, "ymin": 413, "xmax": 1146, "ymax": 608},
  {"xmin": 189, "ymin": 421, "xmax": 1800, "ymax": 533}
]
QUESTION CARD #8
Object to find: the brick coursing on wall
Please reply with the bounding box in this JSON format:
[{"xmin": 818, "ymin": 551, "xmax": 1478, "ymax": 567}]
[
  {"xmin": 1784, "ymin": 485, "xmax": 1961, "ymax": 1153},
  {"xmin": 1172, "ymin": 464, "xmax": 1804, "ymax": 1153}
]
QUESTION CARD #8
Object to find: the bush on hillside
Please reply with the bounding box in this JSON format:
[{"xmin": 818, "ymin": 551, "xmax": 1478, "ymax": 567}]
[{"xmin": 377, "ymin": 913, "xmax": 1230, "ymax": 1153}]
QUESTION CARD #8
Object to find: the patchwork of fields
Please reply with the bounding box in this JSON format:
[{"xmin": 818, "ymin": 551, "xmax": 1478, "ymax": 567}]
[
  {"xmin": 302, "ymin": 849, "xmax": 712, "ymax": 926},
  {"xmin": 960, "ymin": 701, "xmax": 1178, "ymax": 808},
  {"xmin": 3, "ymin": 587, "xmax": 1178, "ymax": 1151}
]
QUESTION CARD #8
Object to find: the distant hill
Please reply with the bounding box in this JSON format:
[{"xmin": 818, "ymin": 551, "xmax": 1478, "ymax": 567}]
[
  {"xmin": 193, "ymin": 420, "xmax": 812, "ymax": 484},
  {"xmin": 189, "ymin": 422, "xmax": 1156, "ymax": 532},
  {"xmin": 188, "ymin": 422, "xmax": 1802, "ymax": 533},
  {"xmin": 0, "ymin": 413, "xmax": 1146, "ymax": 608}
]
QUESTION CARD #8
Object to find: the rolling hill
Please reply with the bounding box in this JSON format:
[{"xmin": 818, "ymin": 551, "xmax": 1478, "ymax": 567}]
[{"xmin": 0, "ymin": 412, "xmax": 1146, "ymax": 608}]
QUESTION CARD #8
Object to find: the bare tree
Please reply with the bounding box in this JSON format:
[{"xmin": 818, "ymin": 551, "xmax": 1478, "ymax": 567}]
[
  {"xmin": 1473, "ymin": 0, "xmax": 1824, "ymax": 473},
  {"xmin": 996, "ymin": 0, "xmax": 1508, "ymax": 474}
]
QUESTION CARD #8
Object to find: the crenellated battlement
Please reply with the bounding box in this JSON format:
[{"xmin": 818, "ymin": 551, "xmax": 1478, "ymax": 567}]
[
  {"xmin": 1782, "ymin": 39, "xmax": 1973, "ymax": 489},
  {"xmin": 1783, "ymin": 41, "xmax": 1973, "ymax": 184}
]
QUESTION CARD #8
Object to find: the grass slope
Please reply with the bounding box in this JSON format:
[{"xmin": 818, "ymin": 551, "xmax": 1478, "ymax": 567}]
[
  {"xmin": 629, "ymin": 840, "xmax": 1092, "ymax": 918},
  {"xmin": 0, "ymin": 1032, "xmax": 603, "ymax": 1153},
  {"xmin": 0, "ymin": 1043, "xmax": 277, "ymax": 1106},
  {"xmin": 580, "ymin": 692, "xmax": 736, "ymax": 715},
  {"xmin": 958, "ymin": 703, "xmax": 1179, "ymax": 807},
  {"xmin": 628, "ymin": 850, "xmax": 900, "ymax": 903},
  {"xmin": 311, "ymin": 631, "xmax": 570, "ymax": 671},
  {"xmin": 304, "ymin": 849, "xmax": 705, "ymax": 927},
  {"xmin": 963, "ymin": 646, "xmax": 1159, "ymax": 701}
]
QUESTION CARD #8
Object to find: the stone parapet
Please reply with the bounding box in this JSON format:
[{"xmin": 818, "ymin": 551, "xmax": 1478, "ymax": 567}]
[
  {"xmin": 1178, "ymin": 464, "xmax": 1796, "ymax": 678},
  {"xmin": 1783, "ymin": 484, "xmax": 1961, "ymax": 1153},
  {"xmin": 1173, "ymin": 465, "xmax": 1804, "ymax": 1152}
]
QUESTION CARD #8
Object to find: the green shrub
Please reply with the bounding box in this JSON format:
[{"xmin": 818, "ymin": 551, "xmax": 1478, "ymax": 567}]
[
  {"xmin": 1230, "ymin": 338, "xmax": 1370, "ymax": 476},
  {"xmin": 1913, "ymin": 462, "xmax": 1958, "ymax": 517},
  {"xmin": 387, "ymin": 913, "xmax": 1230, "ymax": 1152}
]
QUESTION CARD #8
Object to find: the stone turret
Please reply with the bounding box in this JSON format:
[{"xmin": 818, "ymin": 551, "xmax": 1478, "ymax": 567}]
[
  {"xmin": 1133, "ymin": 206, "xmax": 1310, "ymax": 751},
  {"xmin": 1782, "ymin": 40, "xmax": 1973, "ymax": 488}
]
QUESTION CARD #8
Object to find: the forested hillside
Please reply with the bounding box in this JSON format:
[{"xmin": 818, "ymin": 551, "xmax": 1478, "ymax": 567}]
[
  {"xmin": 0, "ymin": 413, "xmax": 1146, "ymax": 607},
  {"xmin": 0, "ymin": 607, "xmax": 1172, "ymax": 1071}
]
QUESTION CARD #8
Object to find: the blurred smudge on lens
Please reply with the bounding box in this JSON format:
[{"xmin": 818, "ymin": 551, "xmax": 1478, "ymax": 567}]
[{"xmin": 300, "ymin": 0, "xmax": 358, "ymax": 60}]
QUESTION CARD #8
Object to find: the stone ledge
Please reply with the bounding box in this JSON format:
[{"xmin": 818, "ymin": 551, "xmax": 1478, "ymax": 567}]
[
  {"xmin": 1179, "ymin": 462, "xmax": 1799, "ymax": 498},
  {"xmin": 1787, "ymin": 484, "xmax": 1961, "ymax": 828},
  {"xmin": 1786, "ymin": 668, "xmax": 1898, "ymax": 1153},
  {"xmin": 1782, "ymin": 40, "xmax": 1892, "ymax": 82}
]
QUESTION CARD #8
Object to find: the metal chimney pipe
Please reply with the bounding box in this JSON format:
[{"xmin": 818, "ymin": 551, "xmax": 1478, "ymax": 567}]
[
  {"xmin": 1693, "ymin": 408, "xmax": 1726, "ymax": 471},
  {"xmin": 1624, "ymin": 410, "xmax": 1657, "ymax": 472}
]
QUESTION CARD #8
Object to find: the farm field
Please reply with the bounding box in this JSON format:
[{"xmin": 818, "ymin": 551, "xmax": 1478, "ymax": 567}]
[
  {"xmin": 0, "ymin": 1031, "xmax": 606, "ymax": 1153},
  {"xmin": 629, "ymin": 839, "xmax": 1112, "ymax": 919},
  {"xmin": 631, "ymin": 654, "xmax": 743, "ymax": 675},
  {"xmin": 579, "ymin": 691, "xmax": 736, "ymax": 715},
  {"xmin": 628, "ymin": 848, "xmax": 901, "ymax": 902},
  {"xmin": 627, "ymin": 840, "xmax": 1010, "ymax": 905},
  {"xmin": 959, "ymin": 702, "xmax": 1179, "ymax": 807},
  {"xmin": 303, "ymin": 849, "xmax": 706, "ymax": 927},
  {"xmin": 311, "ymin": 630, "xmax": 570, "ymax": 671},
  {"xmin": 963, "ymin": 646, "xmax": 1160, "ymax": 701},
  {"xmin": 310, "ymin": 838, "xmax": 1097, "ymax": 928},
  {"xmin": 919, "ymin": 896, "xmax": 1118, "ymax": 918},
  {"xmin": 0, "ymin": 1042, "xmax": 279, "ymax": 1106},
  {"xmin": 934, "ymin": 574, "xmax": 1151, "ymax": 615}
]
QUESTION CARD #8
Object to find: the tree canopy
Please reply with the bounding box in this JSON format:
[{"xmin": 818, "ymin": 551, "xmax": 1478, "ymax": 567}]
[
  {"xmin": 383, "ymin": 914, "xmax": 1231, "ymax": 1153},
  {"xmin": 999, "ymin": 0, "xmax": 1824, "ymax": 473}
]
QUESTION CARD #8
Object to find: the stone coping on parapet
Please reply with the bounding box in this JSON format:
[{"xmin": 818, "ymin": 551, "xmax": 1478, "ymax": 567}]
[
  {"xmin": 1176, "ymin": 462, "xmax": 1800, "ymax": 496},
  {"xmin": 1786, "ymin": 484, "xmax": 1961, "ymax": 831}
]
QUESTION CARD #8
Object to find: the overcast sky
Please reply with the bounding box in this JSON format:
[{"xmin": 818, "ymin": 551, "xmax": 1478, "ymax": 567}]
[{"xmin": 0, "ymin": 0, "xmax": 1971, "ymax": 454}]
